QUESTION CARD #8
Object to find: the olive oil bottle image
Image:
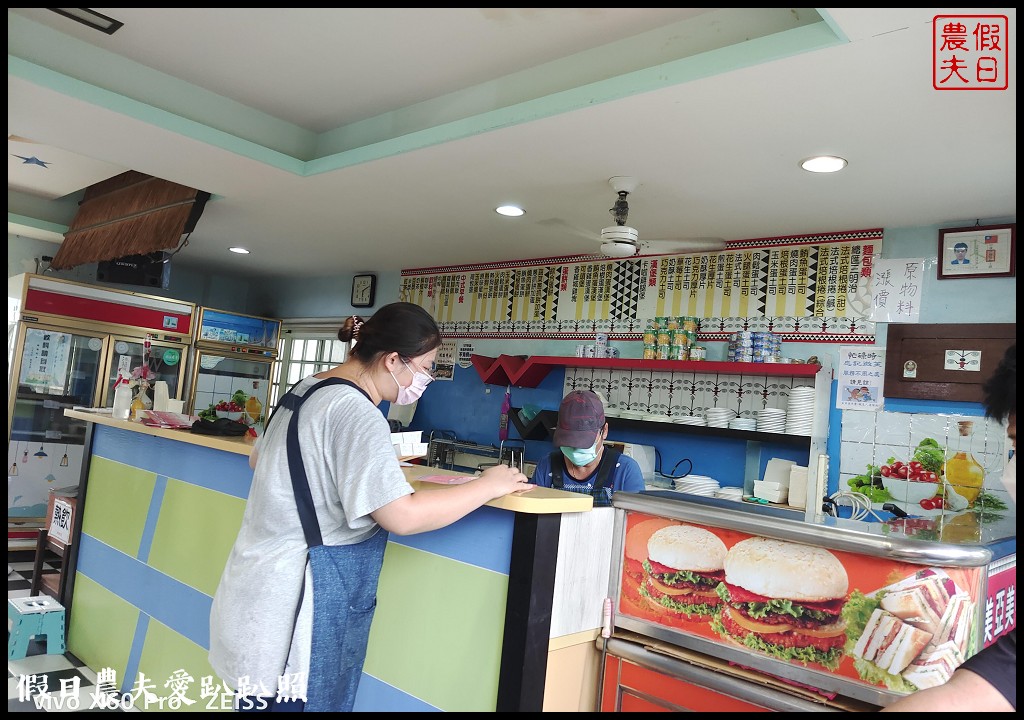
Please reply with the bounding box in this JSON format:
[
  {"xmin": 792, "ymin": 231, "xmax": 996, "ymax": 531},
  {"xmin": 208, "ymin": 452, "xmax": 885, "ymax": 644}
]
[{"xmin": 943, "ymin": 420, "xmax": 985, "ymax": 506}]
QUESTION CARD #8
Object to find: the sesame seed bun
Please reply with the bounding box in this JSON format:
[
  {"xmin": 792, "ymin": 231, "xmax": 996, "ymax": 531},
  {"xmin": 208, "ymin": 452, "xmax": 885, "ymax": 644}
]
[
  {"xmin": 723, "ymin": 537, "xmax": 848, "ymax": 601},
  {"xmin": 647, "ymin": 524, "xmax": 727, "ymax": 572}
]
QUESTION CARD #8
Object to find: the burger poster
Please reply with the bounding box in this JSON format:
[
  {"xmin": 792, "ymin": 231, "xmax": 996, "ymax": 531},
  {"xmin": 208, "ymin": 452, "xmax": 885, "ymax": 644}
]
[{"xmin": 618, "ymin": 512, "xmax": 984, "ymax": 695}]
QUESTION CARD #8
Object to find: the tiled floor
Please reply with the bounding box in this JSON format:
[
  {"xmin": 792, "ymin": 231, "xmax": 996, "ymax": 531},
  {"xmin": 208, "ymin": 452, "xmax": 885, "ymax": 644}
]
[{"xmin": 7, "ymin": 550, "xmax": 132, "ymax": 713}]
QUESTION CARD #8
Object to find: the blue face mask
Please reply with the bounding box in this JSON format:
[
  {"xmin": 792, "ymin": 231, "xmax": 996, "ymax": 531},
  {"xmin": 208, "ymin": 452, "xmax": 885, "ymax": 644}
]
[{"xmin": 560, "ymin": 438, "xmax": 600, "ymax": 467}]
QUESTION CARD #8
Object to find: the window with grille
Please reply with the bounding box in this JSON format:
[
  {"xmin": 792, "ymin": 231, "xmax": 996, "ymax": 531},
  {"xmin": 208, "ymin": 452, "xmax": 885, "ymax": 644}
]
[{"xmin": 269, "ymin": 324, "xmax": 350, "ymax": 412}]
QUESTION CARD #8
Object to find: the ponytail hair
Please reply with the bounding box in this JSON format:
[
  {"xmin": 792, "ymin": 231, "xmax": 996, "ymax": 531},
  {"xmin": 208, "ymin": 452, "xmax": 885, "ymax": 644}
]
[{"xmin": 340, "ymin": 302, "xmax": 440, "ymax": 362}]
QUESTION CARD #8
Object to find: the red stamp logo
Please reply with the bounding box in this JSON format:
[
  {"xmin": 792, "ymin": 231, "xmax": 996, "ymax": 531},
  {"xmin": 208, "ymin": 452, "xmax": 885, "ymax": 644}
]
[{"xmin": 933, "ymin": 15, "xmax": 1009, "ymax": 90}]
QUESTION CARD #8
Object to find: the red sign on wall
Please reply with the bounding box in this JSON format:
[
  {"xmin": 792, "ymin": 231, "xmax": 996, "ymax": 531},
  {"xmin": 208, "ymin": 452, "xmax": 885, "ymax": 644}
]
[{"xmin": 933, "ymin": 15, "xmax": 1009, "ymax": 90}]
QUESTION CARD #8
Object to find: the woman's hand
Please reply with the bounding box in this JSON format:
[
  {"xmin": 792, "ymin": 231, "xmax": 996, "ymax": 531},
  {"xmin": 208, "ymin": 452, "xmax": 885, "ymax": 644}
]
[{"xmin": 475, "ymin": 463, "xmax": 534, "ymax": 499}]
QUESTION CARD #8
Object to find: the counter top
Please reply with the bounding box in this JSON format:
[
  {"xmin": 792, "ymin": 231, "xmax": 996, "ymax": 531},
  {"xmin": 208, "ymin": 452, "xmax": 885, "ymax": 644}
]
[
  {"xmin": 619, "ymin": 491, "xmax": 1015, "ymax": 567},
  {"xmin": 67, "ymin": 410, "xmax": 593, "ymax": 515},
  {"xmin": 65, "ymin": 409, "xmax": 256, "ymax": 455},
  {"xmin": 402, "ymin": 464, "xmax": 593, "ymax": 514}
]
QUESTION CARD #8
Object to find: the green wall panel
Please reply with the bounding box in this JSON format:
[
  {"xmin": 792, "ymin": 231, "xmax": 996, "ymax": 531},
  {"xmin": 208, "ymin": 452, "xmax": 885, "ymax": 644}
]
[
  {"xmin": 136, "ymin": 618, "xmax": 231, "ymax": 712},
  {"xmin": 66, "ymin": 573, "xmax": 137, "ymax": 685},
  {"xmin": 80, "ymin": 457, "xmax": 155, "ymax": 558},
  {"xmin": 146, "ymin": 479, "xmax": 246, "ymax": 596},
  {"xmin": 363, "ymin": 542, "xmax": 509, "ymax": 711}
]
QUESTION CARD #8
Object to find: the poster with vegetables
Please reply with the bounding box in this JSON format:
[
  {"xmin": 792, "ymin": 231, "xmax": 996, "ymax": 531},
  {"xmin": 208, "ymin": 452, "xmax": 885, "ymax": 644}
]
[
  {"xmin": 618, "ymin": 511, "xmax": 984, "ymax": 695},
  {"xmin": 845, "ymin": 432, "xmax": 1009, "ymax": 519}
]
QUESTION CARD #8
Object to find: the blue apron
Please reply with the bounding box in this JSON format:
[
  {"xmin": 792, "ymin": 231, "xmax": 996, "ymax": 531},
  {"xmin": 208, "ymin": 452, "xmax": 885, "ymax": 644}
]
[{"xmin": 277, "ymin": 377, "xmax": 388, "ymax": 712}]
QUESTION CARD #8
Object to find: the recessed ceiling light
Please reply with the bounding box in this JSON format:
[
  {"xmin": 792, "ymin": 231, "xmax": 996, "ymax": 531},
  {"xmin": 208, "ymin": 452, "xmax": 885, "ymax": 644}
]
[
  {"xmin": 800, "ymin": 155, "xmax": 848, "ymax": 173},
  {"xmin": 495, "ymin": 205, "xmax": 525, "ymax": 217},
  {"xmin": 48, "ymin": 8, "xmax": 124, "ymax": 34},
  {"xmin": 228, "ymin": 247, "xmax": 250, "ymax": 254}
]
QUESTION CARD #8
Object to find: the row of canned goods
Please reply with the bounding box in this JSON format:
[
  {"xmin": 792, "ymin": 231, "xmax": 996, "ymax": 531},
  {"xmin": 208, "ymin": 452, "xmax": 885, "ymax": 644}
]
[
  {"xmin": 643, "ymin": 327, "xmax": 698, "ymax": 347},
  {"xmin": 642, "ymin": 344, "xmax": 707, "ymax": 361},
  {"xmin": 728, "ymin": 330, "xmax": 781, "ymax": 362}
]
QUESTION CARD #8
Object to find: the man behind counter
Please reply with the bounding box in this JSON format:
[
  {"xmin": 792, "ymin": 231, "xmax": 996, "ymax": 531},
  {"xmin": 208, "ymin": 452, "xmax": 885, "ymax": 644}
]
[{"xmin": 529, "ymin": 390, "xmax": 645, "ymax": 506}]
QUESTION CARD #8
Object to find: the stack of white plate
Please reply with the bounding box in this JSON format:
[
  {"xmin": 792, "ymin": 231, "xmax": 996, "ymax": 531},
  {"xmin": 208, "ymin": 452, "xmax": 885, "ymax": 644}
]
[
  {"xmin": 756, "ymin": 408, "xmax": 787, "ymax": 433},
  {"xmin": 619, "ymin": 409, "xmax": 646, "ymax": 419},
  {"xmin": 728, "ymin": 417, "xmax": 757, "ymax": 431},
  {"xmin": 705, "ymin": 408, "xmax": 737, "ymax": 428},
  {"xmin": 715, "ymin": 486, "xmax": 745, "ymax": 502},
  {"xmin": 673, "ymin": 474, "xmax": 720, "ymax": 496},
  {"xmin": 785, "ymin": 387, "xmax": 816, "ymax": 435},
  {"xmin": 672, "ymin": 414, "xmax": 707, "ymax": 426}
]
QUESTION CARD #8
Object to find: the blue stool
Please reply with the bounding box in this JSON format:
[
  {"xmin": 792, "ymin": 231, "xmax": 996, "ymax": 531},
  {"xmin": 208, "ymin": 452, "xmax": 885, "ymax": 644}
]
[{"xmin": 8, "ymin": 595, "xmax": 66, "ymax": 660}]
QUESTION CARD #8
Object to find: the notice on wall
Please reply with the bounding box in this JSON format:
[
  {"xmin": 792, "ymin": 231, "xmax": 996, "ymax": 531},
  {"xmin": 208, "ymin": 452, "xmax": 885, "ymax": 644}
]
[
  {"xmin": 18, "ymin": 328, "xmax": 72, "ymax": 393},
  {"xmin": 401, "ymin": 229, "xmax": 882, "ymax": 344},
  {"xmin": 868, "ymin": 258, "xmax": 924, "ymax": 324},
  {"xmin": 837, "ymin": 345, "xmax": 885, "ymax": 410},
  {"xmin": 433, "ymin": 340, "xmax": 456, "ymax": 381}
]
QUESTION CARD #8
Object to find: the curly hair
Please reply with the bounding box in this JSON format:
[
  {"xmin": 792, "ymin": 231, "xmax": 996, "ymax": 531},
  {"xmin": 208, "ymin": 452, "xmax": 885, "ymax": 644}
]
[{"xmin": 982, "ymin": 344, "xmax": 1015, "ymax": 422}]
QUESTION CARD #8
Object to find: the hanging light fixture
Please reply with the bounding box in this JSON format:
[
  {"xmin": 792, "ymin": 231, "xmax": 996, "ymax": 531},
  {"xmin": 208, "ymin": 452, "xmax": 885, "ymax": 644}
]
[
  {"xmin": 34, "ymin": 444, "xmax": 48, "ymax": 459},
  {"xmin": 8, "ymin": 461, "xmax": 17, "ymax": 476},
  {"xmin": 22, "ymin": 445, "xmax": 29, "ymax": 464},
  {"xmin": 60, "ymin": 445, "xmax": 69, "ymax": 467}
]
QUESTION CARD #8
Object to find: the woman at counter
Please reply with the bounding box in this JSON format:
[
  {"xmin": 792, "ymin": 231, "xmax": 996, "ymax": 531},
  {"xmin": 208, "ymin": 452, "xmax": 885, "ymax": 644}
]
[{"xmin": 208, "ymin": 303, "xmax": 532, "ymax": 712}]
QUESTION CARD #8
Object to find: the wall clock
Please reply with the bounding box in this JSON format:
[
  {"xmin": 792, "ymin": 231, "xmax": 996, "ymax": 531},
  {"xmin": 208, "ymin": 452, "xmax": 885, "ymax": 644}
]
[{"xmin": 351, "ymin": 274, "xmax": 377, "ymax": 308}]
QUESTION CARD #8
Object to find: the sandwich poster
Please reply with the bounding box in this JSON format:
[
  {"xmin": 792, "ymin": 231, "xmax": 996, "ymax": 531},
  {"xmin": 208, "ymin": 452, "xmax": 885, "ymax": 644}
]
[{"xmin": 618, "ymin": 512, "xmax": 984, "ymax": 695}]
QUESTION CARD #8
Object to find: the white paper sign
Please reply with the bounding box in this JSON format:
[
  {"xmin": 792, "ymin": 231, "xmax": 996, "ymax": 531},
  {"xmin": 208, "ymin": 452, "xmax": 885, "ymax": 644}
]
[
  {"xmin": 869, "ymin": 258, "xmax": 923, "ymax": 323},
  {"xmin": 837, "ymin": 346, "xmax": 885, "ymax": 410},
  {"xmin": 434, "ymin": 340, "xmax": 456, "ymax": 381},
  {"xmin": 49, "ymin": 498, "xmax": 74, "ymax": 546}
]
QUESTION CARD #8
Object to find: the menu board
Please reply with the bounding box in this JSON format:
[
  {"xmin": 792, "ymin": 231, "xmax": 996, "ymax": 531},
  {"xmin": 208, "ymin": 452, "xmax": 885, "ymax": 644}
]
[
  {"xmin": 400, "ymin": 229, "xmax": 880, "ymax": 343},
  {"xmin": 617, "ymin": 511, "xmax": 984, "ymax": 698}
]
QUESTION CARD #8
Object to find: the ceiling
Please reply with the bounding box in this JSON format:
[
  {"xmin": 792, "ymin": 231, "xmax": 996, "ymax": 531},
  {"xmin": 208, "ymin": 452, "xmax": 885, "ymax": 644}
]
[{"xmin": 7, "ymin": 8, "xmax": 1017, "ymax": 279}]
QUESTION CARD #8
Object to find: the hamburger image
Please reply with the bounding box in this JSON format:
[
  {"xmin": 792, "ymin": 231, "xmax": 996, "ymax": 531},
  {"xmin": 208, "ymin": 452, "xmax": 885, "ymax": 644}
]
[
  {"xmin": 712, "ymin": 537, "xmax": 850, "ymax": 669},
  {"xmin": 621, "ymin": 517, "xmax": 677, "ymax": 613},
  {"xmin": 638, "ymin": 524, "xmax": 727, "ymax": 620}
]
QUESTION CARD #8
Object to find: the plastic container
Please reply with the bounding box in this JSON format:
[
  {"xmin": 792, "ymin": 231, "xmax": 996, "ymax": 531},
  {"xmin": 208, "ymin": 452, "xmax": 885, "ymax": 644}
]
[{"xmin": 112, "ymin": 377, "xmax": 132, "ymax": 420}]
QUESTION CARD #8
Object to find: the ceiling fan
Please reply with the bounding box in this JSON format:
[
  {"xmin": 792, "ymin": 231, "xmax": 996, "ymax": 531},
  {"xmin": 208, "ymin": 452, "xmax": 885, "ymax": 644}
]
[{"xmin": 546, "ymin": 176, "xmax": 726, "ymax": 258}]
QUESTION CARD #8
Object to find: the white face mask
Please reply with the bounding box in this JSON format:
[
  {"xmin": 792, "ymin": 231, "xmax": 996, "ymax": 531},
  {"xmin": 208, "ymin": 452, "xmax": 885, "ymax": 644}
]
[{"xmin": 391, "ymin": 359, "xmax": 432, "ymax": 405}]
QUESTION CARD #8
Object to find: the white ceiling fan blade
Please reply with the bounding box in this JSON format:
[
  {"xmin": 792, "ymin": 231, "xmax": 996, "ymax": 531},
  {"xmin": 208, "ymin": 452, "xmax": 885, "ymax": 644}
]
[
  {"xmin": 536, "ymin": 217, "xmax": 602, "ymax": 243},
  {"xmin": 641, "ymin": 237, "xmax": 727, "ymax": 255}
]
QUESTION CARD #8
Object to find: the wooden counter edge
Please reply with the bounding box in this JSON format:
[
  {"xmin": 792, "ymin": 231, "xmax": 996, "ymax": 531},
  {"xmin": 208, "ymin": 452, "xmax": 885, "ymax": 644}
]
[
  {"xmin": 65, "ymin": 409, "xmax": 255, "ymax": 456},
  {"xmin": 402, "ymin": 463, "xmax": 594, "ymax": 514}
]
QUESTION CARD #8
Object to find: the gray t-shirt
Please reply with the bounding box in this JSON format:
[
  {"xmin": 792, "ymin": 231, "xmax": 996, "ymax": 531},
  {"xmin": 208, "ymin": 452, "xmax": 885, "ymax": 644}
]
[{"xmin": 208, "ymin": 377, "xmax": 413, "ymax": 697}]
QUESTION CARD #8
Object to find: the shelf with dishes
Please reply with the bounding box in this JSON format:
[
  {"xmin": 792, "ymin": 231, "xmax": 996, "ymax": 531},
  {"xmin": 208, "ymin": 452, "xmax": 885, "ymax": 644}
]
[
  {"xmin": 471, "ymin": 354, "xmax": 821, "ymax": 389},
  {"xmin": 605, "ymin": 415, "xmax": 813, "ymax": 447}
]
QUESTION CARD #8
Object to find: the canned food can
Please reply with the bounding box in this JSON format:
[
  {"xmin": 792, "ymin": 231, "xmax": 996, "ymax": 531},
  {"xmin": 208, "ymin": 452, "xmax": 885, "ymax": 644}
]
[
  {"xmin": 657, "ymin": 330, "xmax": 672, "ymax": 345},
  {"xmin": 680, "ymin": 317, "xmax": 699, "ymax": 332},
  {"xmin": 690, "ymin": 346, "xmax": 707, "ymax": 361},
  {"xmin": 642, "ymin": 326, "xmax": 657, "ymax": 344},
  {"xmin": 656, "ymin": 343, "xmax": 670, "ymax": 360},
  {"xmin": 643, "ymin": 344, "xmax": 657, "ymax": 360},
  {"xmin": 669, "ymin": 344, "xmax": 689, "ymax": 361}
]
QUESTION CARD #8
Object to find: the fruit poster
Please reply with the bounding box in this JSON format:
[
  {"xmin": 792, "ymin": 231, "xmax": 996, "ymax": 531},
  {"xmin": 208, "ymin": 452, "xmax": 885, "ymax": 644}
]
[{"xmin": 617, "ymin": 512, "xmax": 985, "ymax": 696}]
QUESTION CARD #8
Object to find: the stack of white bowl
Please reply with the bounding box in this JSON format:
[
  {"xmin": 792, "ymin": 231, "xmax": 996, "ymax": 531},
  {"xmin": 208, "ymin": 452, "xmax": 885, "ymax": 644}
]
[
  {"xmin": 673, "ymin": 474, "xmax": 720, "ymax": 496},
  {"xmin": 672, "ymin": 414, "xmax": 707, "ymax": 426},
  {"xmin": 705, "ymin": 408, "xmax": 736, "ymax": 428},
  {"xmin": 728, "ymin": 416, "xmax": 756, "ymax": 431},
  {"xmin": 755, "ymin": 408, "xmax": 787, "ymax": 433},
  {"xmin": 715, "ymin": 486, "xmax": 745, "ymax": 502},
  {"xmin": 784, "ymin": 386, "xmax": 816, "ymax": 435}
]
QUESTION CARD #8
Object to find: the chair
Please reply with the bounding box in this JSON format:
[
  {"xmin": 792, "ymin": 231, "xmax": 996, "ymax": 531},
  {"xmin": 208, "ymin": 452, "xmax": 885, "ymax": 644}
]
[{"xmin": 8, "ymin": 595, "xmax": 66, "ymax": 660}]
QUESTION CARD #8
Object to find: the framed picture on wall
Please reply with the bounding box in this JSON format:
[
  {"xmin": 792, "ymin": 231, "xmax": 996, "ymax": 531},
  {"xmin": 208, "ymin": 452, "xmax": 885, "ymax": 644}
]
[{"xmin": 937, "ymin": 224, "xmax": 1015, "ymax": 280}]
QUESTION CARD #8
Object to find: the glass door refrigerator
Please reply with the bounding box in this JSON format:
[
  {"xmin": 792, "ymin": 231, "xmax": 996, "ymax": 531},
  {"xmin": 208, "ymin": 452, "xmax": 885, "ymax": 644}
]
[
  {"xmin": 7, "ymin": 274, "xmax": 196, "ymax": 523},
  {"xmin": 186, "ymin": 307, "xmax": 281, "ymax": 433}
]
